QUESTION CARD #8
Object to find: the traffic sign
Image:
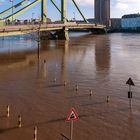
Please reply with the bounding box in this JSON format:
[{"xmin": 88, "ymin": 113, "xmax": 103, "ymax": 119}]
[
  {"xmin": 128, "ymin": 91, "xmax": 132, "ymax": 99},
  {"xmin": 65, "ymin": 108, "xmax": 79, "ymax": 122},
  {"xmin": 126, "ymin": 77, "xmax": 135, "ymax": 110},
  {"xmin": 126, "ymin": 78, "xmax": 135, "ymax": 86}
]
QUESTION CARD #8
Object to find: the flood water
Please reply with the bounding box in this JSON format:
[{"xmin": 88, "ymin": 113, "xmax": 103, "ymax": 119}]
[{"xmin": 0, "ymin": 33, "xmax": 140, "ymax": 140}]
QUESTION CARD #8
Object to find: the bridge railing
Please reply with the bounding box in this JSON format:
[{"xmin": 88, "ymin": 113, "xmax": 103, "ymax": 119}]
[{"xmin": 0, "ymin": 19, "xmax": 106, "ymax": 28}]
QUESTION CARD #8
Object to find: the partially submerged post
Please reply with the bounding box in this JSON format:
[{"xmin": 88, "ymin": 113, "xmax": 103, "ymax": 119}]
[
  {"xmin": 126, "ymin": 77, "xmax": 135, "ymax": 109},
  {"xmin": 53, "ymin": 78, "xmax": 56, "ymax": 83},
  {"xmin": 34, "ymin": 126, "xmax": 37, "ymax": 140},
  {"xmin": 7, "ymin": 105, "xmax": 10, "ymax": 118},
  {"xmin": 75, "ymin": 84, "xmax": 78, "ymax": 91},
  {"xmin": 18, "ymin": 115, "xmax": 22, "ymax": 128},
  {"xmin": 64, "ymin": 80, "xmax": 67, "ymax": 86},
  {"xmin": 43, "ymin": 60, "xmax": 47, "ymax": 78},
  {"xmin": 89, "ymin": 90, "xmax": 92, "ymax": 96},
  {"xmin": 106, "ymin": 96, "xmax": 110, "ymax": 103}
]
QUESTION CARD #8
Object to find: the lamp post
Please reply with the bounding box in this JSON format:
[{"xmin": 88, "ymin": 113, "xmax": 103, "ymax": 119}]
[
  {"xmin": 73, "ymin": 12, "xmax": 75, "ymax": 21},
  {"xmin": 32, "ymin": 12, "xmax": 34, "ymax": 24},
  {"xmin": 32, "ymin": 12, "xmax": 34, "ymax": 21},
  {"xmin": 9, "ymin": 0, "xmax": 14, "ymax": 24}
]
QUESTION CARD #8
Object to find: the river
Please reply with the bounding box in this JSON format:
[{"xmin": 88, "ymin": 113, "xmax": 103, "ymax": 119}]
[{"xmin": 0, "ymin": 33, "xmax": 140, "ymax": 140}]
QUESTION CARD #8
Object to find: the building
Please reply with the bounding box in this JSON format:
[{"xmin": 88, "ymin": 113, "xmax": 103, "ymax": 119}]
[
  {"xmin": 121, "ymin": 14, "xmax": 140, "ymax": 30},
  {"xmin": 87, "ymin": 18, "xmax": 95, "ymax": 23},
  {"xmin": 110, "ymin": 18, "xmax": 121, "ymax": 29},
  {"xmin": 94, "ymin": 0, "xmax": 110, "ymax": 26}
]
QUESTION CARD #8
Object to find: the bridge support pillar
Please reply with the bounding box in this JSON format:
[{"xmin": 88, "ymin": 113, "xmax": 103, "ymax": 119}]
[
  {"xmin": 56, "ymin": 27, "xmax": 69, "ymax": 40},
  {"xmin": 60, "ymin": 0, "xmax": 69, "ymax": 40},
  {"xmin": 41, "ymin": 0, "xmax": 47, "ymax": 23}
]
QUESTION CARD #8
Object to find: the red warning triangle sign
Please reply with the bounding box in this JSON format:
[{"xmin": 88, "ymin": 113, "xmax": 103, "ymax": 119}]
[{"xmin": 65, "ymin": 108, "xmax": 79, "ymax": 122}]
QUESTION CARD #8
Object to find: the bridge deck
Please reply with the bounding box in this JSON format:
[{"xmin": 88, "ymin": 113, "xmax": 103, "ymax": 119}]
[{"xmin": 0, "ymin": 23, "xmax": 106, "ymax": 37}]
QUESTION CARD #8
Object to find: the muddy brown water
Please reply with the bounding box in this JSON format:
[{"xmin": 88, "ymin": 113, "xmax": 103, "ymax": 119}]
[{"xmin": 0, "ymin": 33, "xmax": 140, "ymax": 140}]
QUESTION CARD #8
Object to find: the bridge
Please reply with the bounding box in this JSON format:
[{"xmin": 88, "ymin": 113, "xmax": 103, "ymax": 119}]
[{"xmin": 0, "ymin": 0, "xmax": 106, "ymax": 40}]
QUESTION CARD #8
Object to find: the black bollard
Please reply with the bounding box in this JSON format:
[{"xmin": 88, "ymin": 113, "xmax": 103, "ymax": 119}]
[
  {"xmin": 53, "ymin": 78, "xmax": 56, "ymax": 83},
  {"xmin": 89, "ymin": 90, "xmax": 92, "ymax": 96},
  {"xmin": 106, "ymin": 96, "xmax": 110, "ymax": 103},
  {"xmin": 75, "ymin": 84, "xmax": 78, "ymax": 91},
  {"xmin": 43, "ymin": 60, "xmax": 46, "ymax": 63},
  {"xmin": 64, "ymin": 81, "xmax": 67, "ymax": 86}
]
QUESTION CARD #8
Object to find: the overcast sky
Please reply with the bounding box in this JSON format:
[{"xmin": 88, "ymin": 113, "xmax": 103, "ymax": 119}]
[{"xmin": 0, "ymin": 0, "xmax": 140, "ymax": 21}]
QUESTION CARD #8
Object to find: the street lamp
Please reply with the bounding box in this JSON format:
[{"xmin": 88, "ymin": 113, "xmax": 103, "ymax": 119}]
[
  {"xmin": 73, "ymin": 12, "xmax": 75, "ymax": 21},
  {"xmin": 32, "ymin": 12, "xmax": 34, "ymax": 21},
  {"xmin": 9, "ymin": 0, "xmax": 14, "ymax": 24}
]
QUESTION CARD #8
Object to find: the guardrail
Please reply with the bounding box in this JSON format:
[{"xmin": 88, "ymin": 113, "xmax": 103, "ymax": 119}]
[{"xmin": 0, "ymin": 22, "xmax": 106, "ymax": 37}]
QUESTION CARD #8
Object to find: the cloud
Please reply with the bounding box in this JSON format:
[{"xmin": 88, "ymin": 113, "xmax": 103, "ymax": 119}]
[
  {"xmin": 111, "ymin": 0, "xmax": 140, "ymax": 17},
  {"xmin": 115, "ymin": 0, "xmax": 140, "ymax": 11},
  {"xmin": 116, "ymin": 0, "xmax": 140, "ymax": 8},
  {"xmin": 117, "ymin": 0, "xmax": 140, "ymax": 3},
  {"xmin": 116, "ymin": 2, "xmax": 128, "ymax": 10}
]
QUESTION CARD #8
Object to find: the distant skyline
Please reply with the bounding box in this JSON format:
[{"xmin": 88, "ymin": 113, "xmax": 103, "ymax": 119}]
[{"xmin": 0, "ymin": 0, "xmax": 140, "ymax": 21}]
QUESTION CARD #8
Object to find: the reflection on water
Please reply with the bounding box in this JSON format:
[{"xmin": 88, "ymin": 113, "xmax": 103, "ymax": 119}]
[
  {"xmin": 0, "ymin": 33, "xmax": 140, "ymax": 140},
  {"xmin": 95, "ymin": 35, "xmax": 110, "ymax": 72},
  {"xmin": 0, "ymin": 36, "xmax": 35, "ymax": 53}
]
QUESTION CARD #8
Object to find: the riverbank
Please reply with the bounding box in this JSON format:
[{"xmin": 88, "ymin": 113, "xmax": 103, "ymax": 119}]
[{"xmin": 107, "ymin": 28, "xmax": 140, "ymax": 33}]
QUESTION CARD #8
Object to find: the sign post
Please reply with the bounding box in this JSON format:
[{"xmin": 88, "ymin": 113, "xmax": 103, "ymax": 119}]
[
  {"xmin": 65, "ymin": 108, "xmax": 79, "ymax": 140},
  {"xmin": 126, "ymin": 77, "xmax": 135, "ymax": 109},
  {"xmin": 70, "ymin": 120, "xmax": 73, "ymax": 140}
]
